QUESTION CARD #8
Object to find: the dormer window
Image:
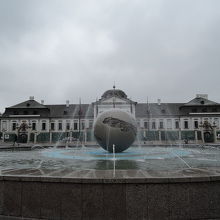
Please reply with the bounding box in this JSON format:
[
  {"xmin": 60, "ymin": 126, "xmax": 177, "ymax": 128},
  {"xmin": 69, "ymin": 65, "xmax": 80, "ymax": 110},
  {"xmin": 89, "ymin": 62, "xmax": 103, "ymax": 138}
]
[
  {"xmin": 33, "ymin": 110, "xmax": 38, "ymax": 115},
  {"xmin": 212, "ymin": 108, "xmax": 218, "ymax": 112},
  {"xmin": 26, "ymin": 103, "xmax": 30, "ymax": 107},
  {"xmin": 161, "ymin": 109, "xmax": 166, "ymax": 114},
  {"xmin": 200, "ymin": 101, "xmax": 205, "ymax": 105}
]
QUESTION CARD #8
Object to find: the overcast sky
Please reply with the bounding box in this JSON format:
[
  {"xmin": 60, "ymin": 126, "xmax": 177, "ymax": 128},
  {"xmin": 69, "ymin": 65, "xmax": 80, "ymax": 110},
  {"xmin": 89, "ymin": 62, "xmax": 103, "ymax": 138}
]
[{"xmin": 0, "ymin": 0, "xmax": 220, "ymax": 112}]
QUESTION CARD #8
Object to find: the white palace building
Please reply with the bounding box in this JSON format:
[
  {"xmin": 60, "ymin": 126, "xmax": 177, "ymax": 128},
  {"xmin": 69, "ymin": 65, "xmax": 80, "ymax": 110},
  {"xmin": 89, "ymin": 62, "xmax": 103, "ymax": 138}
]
[{"xmin": 1, "ymin": 88, "xmax": 220, "ymax": 144}]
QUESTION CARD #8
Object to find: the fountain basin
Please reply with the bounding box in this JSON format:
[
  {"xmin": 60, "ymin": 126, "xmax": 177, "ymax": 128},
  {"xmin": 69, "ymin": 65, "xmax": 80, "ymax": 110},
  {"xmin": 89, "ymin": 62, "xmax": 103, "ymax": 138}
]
[
  {"xmin": 1, "ymin": 173, "xmax": 220, "ymax": 219},
  {"xmin": 1, "ymin": 145, "xmax": 220, "ymax": 219}
]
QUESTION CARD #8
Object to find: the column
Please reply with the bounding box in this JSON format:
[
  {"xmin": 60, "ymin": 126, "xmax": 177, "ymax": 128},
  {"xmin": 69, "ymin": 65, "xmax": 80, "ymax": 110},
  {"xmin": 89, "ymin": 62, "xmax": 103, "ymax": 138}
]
[
  {"xmin": 49, "ymin": 131, "xmax": 52, "ymax": 143},
  {"xmin": 2, "ymin": 131, "xmax": 5, "ymax": 142},
  {"xmin": 84, "ymin": 129, "xmax": 87, "ymax": 144},
  {"xmin": 195, "ymin": 130, "xmax": 198, "ymax": 143},
  {"xmin": 213, "ymin": 127, "xmax": 217, "ymax": 143},
  {"xmin": 158, "ymin": 130, "xmax": 161, "ymax": 142},
  {"xmin": 27, "ymin": 129, "xmax": 30, "ymax": 143},
  {"xmin": 178, "ymin": 129, "xmax": 181, "ymax": 141},
  {"xmin": 201, "ymin": 128, "xmax": 204, "ymax": 143},
  {"xmin": 34, "ymin": 133, "xmax": 37, "ymax": 144}
]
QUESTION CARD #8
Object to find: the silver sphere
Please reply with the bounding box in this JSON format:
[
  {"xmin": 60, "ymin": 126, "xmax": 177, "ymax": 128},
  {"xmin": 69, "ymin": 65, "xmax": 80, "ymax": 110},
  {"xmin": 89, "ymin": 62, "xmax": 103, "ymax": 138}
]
[{"xmin": 93, "ymin": 109, "xmax": 137, "ymax": 153}]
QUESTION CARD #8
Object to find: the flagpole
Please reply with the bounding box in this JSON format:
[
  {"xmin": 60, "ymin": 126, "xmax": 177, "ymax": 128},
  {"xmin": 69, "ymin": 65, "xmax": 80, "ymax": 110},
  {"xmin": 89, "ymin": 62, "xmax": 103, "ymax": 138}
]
[
  {"xmin": 113, "ymin": 83, "xmax": 116, "ymax": 108},
  {"xmin": 78, "ymin": 98, "xmax": 81, "ymax": 142}
]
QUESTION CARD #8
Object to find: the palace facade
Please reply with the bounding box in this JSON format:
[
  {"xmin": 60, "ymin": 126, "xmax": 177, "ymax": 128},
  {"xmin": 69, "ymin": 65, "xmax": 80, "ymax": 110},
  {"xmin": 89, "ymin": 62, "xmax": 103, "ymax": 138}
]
[{"xmin": 0, "ymin": 89, "xmax": 220, "ymax": 144}]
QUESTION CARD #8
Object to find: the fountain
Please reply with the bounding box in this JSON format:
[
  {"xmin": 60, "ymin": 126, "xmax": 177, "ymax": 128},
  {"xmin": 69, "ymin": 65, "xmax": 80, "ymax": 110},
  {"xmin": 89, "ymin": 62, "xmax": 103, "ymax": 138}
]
[
  {"xmin": 93, "ymin": 109, "xmax": 137, "ymax": 153},
  {"xmin": 1, "ymin": 110, "xmax": 220, "ymax": 219}
]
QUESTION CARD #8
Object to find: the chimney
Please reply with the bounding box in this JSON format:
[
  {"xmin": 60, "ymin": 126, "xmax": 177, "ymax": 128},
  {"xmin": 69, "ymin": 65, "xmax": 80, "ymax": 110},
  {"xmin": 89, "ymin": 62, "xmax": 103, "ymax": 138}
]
[
  {"xmin": 29, "ymin": 96, "xmax": 34, "ymax": 100},
  {"xmin": 41, "ymin": 100, "xmax": 44, "ymax": 105},
  {"xmin": 157, "ymin": 99, "xmax": 161, "ymax": 105},
  {"xmin": 66, "ymin": 100, "xmax": 70, "ymax": 107}
]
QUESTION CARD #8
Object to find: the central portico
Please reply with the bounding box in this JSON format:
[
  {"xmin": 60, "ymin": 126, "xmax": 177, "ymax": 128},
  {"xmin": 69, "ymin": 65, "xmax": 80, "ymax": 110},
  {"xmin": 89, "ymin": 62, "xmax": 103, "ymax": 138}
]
[{"xmin": 94, "ymin": 88, "xmax": 137, "ymax": 118}]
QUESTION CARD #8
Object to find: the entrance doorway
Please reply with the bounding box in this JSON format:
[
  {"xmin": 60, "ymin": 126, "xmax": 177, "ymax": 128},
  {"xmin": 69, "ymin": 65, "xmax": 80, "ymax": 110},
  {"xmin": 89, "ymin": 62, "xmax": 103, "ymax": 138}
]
[
  {"xmin": 18, "ymin": 133, "xmax": 28, "ymax": 143},
  {"xmin": 204, "ymin": 131, "xmax": 214, "ymax": 143}
]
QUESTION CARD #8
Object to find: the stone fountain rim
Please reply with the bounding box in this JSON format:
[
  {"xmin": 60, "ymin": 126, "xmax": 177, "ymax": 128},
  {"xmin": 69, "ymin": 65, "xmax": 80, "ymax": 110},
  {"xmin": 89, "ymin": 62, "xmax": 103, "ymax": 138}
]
[{"xmin": 1, "ymin": 174, "xmax": 220, "ymax": 183}]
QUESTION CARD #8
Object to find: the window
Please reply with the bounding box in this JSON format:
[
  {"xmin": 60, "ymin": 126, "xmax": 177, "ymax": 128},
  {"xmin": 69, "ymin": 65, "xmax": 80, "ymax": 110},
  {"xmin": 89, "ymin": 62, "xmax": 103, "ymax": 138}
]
[
  {"xmin": 184, "ymin": 121, "xmax": 188, "ymax": 129},
  {"xmin": 161, "ymin": 109, "xmax": 166, "ymax": 114},
  {"xmin": 66, "ymin": 122, "xmax": 70, "ymax": 130},
  {"xmin": 32, "ymin": 122, "xmax": 36, "ymax": 130},
  {"xmin": 89, "ymin": 120, "xmax": 93, "ymax": 128},
  {"xmin": 50, "ymin": 122, "xmax": 55, "ymax": 131},
  {"xmin": 144, "ymin": 121, "xmax": 149, "ymax": 129},
  {"xmin": 194, "ymin": 121, "xmax": 198, "ymax": 129},
  {"xmin": 12, "ymin": 123, "xmax": 16, "ymax": 131},
  {"xmin": 42, "ymin": 122, "xmax": 46, "ymax": 131},
  {"xmin": 152, "ymin": 121, "xmax": 156, "ymax": 129},
  {"xmin": 74, "ymin": 122, "xmax": 78, "ymax": 130},
  {"xmin": 58, "ymin": 122, "xmax": 62, "ymax": 130},
  {"xmin": 167, "ymin": 119, "xmax": 172, "ymax": 129},
  {"xmin": 159, "ymin": 120, "xmax": 164, "ymax": 129},
  {"xmin": 2, "ymin": 121, "xmax": 7, "ymax": 130},
  {"xmin": 175, "ymin": 120, "xmax": 179, "ymax": 129}
]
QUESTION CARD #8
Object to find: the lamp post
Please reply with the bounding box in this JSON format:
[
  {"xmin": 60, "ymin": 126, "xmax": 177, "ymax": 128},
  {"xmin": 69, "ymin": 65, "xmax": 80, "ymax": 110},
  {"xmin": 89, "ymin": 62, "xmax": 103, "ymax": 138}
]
[
  {"xmin": 78, "ymin": 99, "xmax": 82, "ymax": 142},
  {"xmin": 178, "ymin": 117, "xmax": 181, "ymax": 142},
  {"xmin": 199, "ymin": 121, "xmax": 205, "ymax": 143},
  {"xmin": 113, "ymin": 84, "xmax": 116, "ymax": 108}
]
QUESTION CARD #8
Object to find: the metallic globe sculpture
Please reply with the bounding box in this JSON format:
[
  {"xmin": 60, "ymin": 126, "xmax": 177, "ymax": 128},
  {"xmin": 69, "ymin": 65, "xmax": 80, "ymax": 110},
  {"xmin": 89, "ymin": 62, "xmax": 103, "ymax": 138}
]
[{"xmin": 93, "ymin": 109, "xmax": 137, "ymax": 153}]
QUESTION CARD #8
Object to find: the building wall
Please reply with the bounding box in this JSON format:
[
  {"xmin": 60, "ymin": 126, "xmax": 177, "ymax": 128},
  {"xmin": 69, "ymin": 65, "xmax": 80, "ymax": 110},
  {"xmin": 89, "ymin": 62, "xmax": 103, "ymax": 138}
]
[
  {"xmin": 1, "ymin": 116, "xmax": 219, "ymax": 143},
  {"xmin": 1, "ymin": 97, "xmax": 220, "ymax": 143}
]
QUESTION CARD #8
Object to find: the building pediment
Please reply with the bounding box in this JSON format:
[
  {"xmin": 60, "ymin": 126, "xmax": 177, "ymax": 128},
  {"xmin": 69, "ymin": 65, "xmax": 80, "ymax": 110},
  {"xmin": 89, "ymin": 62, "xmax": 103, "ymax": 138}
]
[
  {"xmin": 96, "ymin": 88, "xmax": 136, "ymax": 105},
  {"xmin": 100, "ymin": 97, "xmax": 130, "ymax": 104},
  {"xmin": 183, "ymin": 94, "xmax": 219, "ymax": 106}
]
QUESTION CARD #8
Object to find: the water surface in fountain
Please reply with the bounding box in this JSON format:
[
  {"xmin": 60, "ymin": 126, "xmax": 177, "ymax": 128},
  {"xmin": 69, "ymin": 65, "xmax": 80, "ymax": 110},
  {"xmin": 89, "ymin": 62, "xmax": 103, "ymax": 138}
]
[{"xmin": 1, "ymin": 145, "xmax": 220, "ymax": 178}]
